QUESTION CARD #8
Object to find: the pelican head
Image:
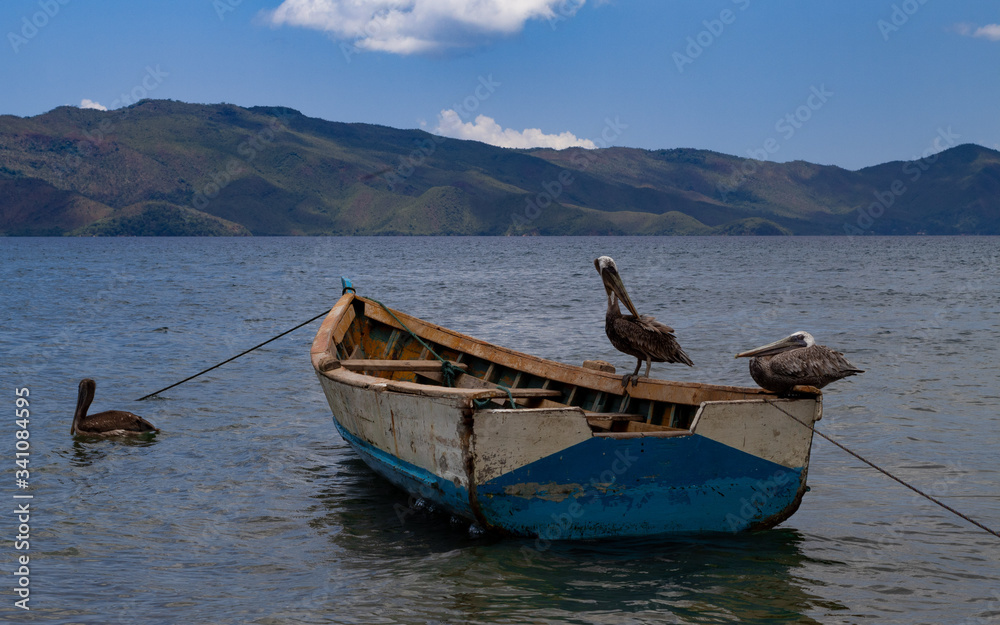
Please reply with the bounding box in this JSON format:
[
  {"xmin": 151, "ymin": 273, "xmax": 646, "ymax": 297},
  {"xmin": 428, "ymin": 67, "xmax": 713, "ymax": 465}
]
[
  {"xmin": 735, "ymin": 331, "xmax": 815, "ymax": 359},
  {"xmin": 595, "ymin": 256, "xmax": 640, "ymax": 318}
]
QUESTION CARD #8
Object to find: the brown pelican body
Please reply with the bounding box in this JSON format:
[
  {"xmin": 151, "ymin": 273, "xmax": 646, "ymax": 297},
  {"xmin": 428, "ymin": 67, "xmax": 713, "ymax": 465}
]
[
  {"xmin": 735, "ymin": 331, "xmax": 864, "ymax": 394},
  {"xmin": 595, "ymin": 256, "xmax": 693, "ymax": 387},
  {"xmin": 71, "ymin": 379, "xmax": 158, "ymax": 436}
]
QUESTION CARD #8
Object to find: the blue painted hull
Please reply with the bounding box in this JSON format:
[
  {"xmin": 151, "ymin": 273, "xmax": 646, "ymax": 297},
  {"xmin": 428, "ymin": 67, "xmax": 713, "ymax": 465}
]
[
  {"xmin": 476, "ymin": 434, "xmax": 804, "ymax": 537},
  {"xmin": 334, "ymin": 419, "xmax": 806, "ymax": 538},
  {"xmin": 333, "ymin": 419, "xmax": 475, "ymax": 519}
]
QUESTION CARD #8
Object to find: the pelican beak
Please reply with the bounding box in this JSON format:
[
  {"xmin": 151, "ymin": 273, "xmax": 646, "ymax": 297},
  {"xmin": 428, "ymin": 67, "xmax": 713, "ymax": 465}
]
[
  {"xmin": 601, "ymin": 268, "xmax": 641, "ymax": 318},
  {"xmin": 735, "ymin": 335, "xmax": 800, "ymax": 359}
]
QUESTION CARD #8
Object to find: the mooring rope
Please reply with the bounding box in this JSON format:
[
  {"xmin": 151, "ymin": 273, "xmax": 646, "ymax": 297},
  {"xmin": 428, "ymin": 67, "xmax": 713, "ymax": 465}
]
[
  {"xmin": 136, "ymin": 309, "xmax": 330, "ymax": 401},
  {"xmin": 765, "ymin": 398, "xmax": 1000, "ymax": 539},
  {"xmin": 135, "ymin": 282, "xmax": 514, "ymax": 407}
]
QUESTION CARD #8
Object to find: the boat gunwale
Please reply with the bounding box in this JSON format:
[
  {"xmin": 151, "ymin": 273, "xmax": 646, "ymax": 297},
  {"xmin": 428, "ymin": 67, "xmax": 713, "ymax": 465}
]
[{"xmin": 311, "ymin": 292, "xmax": 815, "ymax": 405}]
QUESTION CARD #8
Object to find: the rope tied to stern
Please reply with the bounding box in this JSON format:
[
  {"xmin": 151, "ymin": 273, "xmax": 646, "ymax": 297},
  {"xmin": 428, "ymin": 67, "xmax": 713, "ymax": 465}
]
[{"xmin": 764, "ymin": 398, "xmax": 1000, "ymax": 540}]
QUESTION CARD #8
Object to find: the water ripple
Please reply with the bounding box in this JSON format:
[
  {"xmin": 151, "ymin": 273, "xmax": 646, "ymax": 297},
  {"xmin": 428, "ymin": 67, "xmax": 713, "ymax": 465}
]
[{"xmin": 2, "ymin": 236, "xmax": 998, "ymax": 625}]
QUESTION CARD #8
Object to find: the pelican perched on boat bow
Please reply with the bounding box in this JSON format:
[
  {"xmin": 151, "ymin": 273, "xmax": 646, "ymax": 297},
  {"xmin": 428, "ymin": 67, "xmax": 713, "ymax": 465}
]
[
  {"xmin": 735, "ymin": 331, "xmax": 864, "ymax": 394},
  {"xmin": 594, "ymin": 256, "xmax": 693, "ymax": 387},
  {"xmin": 71, "ymin": 379, "xmax": 158, "ymax": 437}
]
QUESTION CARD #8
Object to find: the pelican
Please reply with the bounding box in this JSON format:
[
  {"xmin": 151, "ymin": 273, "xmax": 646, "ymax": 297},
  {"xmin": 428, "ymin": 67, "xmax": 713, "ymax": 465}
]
[
  {"xmin": 735, "ymin": 331, "xmax": 864, "ymax": 394},
  {"xmin": 594, "ymin": 256, "xmax": 693, "ymax": 387},
  {"xmin": 71, "ymin": 379, "xmax": 158, "ymax": 437}
]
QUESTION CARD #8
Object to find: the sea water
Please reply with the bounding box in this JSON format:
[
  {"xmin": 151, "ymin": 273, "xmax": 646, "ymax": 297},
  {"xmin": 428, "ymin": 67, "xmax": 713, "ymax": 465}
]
[{"xmin": 1, "ymin": 236, "xmax": 998, "ymax": 624}]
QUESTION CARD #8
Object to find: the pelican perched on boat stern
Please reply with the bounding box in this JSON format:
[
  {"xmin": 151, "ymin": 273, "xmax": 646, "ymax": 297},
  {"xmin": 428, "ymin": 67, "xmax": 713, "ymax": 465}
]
[
  {"xmin": 594, "ymin": 256, "xmax": 693, "ymax": 387},
  {"xmin": 71, "ymin": 379, "xmax": 158, "ymax": 437},
  {"xmin": 735, "ymin": 331, "xmax": 864, "ymax": 394}
]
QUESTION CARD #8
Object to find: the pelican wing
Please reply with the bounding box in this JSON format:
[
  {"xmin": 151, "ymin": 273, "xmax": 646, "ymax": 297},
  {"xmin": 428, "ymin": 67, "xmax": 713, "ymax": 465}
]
[
  {"xmin": 82, "ymin": 410, "xmax": 158, "ymax": 434},
  {"xmin": 769, "ymin": 345, "xmax": 863, "ymax": 387},
  {"xmin": 636, "ymin": 314, "xmax": 675, "ymax": 335},
  {"xmin": 614, "ymin": 314, "xmax": 692, "ymax": 365}
]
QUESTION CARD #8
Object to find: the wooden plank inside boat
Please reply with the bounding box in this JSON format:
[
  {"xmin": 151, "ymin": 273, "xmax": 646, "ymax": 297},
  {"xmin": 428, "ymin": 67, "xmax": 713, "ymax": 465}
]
[
  {"xmin": 360, "ymin": 297, "xmax": 773, "ymax": 405},
  {"xmin": 338, "ymin": 359, "xmax": 469, "ymax": 372}
]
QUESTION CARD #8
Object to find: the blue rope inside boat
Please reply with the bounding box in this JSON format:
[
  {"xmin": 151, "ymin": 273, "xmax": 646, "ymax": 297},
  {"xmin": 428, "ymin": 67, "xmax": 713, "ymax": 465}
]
[
  {"xmin": 367, "ymin": 298, "xmax": 463, "ymax": 386},
  {"xmin": 473, "ymin": 386, "xmax": 518, "ymax": 410}
]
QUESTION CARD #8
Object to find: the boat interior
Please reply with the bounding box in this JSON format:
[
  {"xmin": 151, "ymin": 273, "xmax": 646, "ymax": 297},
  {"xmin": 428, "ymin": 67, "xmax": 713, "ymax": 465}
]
[{"xmin": 318, "ymin": 296, "xmax": 772, "ymax": 436}]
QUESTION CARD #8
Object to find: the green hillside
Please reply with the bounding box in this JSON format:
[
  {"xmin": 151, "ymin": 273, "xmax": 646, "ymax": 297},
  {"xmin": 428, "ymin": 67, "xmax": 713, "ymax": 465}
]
[{"xmin": 1, "ymin": 100, "xmax": 997, "ymax": 235}]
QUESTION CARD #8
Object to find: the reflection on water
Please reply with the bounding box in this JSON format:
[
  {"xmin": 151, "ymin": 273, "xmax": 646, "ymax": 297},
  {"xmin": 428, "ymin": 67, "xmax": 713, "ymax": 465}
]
[
  {"xmin": 312, "ymin": 451, "xmax": 845, "ymax": 624},
  {"xmin": 3, "ymin": 236, "xmax": 998, "ymax": 625},
  {"xmin": 66, "ymin": 435, "xmax": 159, "ymax": 460}
]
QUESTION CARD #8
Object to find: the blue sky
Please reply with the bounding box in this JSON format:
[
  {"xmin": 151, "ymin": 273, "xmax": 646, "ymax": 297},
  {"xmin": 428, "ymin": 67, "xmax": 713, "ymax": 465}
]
[{"xmin": 1, "ymin": 0, "xmax": 997, "ymax": 169}]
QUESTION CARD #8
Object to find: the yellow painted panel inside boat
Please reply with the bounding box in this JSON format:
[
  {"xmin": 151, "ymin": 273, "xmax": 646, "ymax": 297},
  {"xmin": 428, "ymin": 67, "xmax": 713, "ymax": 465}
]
[{"xmin": 332, "ymin": 303, "xmax": 356, "ymax": 344}]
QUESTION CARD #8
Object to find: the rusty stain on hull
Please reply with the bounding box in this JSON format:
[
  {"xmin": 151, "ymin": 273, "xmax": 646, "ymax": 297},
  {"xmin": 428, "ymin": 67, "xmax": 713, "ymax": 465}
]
[{"xmin": 501, "ymin": 482, "xmax": 587, "ymax": 503}]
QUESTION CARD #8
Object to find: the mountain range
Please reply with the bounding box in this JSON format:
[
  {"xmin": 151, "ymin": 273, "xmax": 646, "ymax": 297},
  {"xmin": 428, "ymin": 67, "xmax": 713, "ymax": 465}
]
[{"xmin": 1, "ymin": 100, "xmax": 998, "ymax": 236}]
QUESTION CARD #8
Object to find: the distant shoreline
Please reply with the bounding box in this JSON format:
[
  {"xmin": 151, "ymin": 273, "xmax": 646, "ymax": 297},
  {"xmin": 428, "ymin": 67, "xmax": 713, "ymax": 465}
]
[{"xmin": 3, "ymin": 100, "xmax": 998, "ymax": 237}]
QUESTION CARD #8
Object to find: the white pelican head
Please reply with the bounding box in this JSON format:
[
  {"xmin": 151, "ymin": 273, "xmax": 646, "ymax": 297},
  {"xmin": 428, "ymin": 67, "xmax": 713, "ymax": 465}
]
[
  {"xmin": 594, "ymin": 256, "xmax": 640, "ymax": 318},
  {"xmin": 736, "ymin": 331, "xmax": 816, "ymax": 358}
]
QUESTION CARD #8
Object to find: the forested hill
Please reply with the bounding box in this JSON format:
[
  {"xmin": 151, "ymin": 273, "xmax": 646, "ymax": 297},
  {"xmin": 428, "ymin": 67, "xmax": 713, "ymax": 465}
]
[{"xmin": 1, "ymin": 100, "xmax": 998, "ymax": 236}]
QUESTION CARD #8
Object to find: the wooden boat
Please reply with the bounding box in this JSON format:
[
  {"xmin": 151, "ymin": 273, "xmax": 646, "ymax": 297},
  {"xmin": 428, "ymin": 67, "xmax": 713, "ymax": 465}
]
[{"xmin": 311, "ymin": 282, "xmax": 823, "ymax": 539}]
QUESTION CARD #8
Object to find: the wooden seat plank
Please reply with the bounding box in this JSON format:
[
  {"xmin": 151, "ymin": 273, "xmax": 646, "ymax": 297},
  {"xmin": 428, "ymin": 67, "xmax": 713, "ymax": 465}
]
[
  {"xmin": 478, "ymin": 388, "xmax": 563, "ymax": 399},
  {"xmin": 583, "ymin": 412, "xmax": 646, "ymax": 422},
  {"xmin": 336, "ymin": 359, "xmax": 469, "ymax": 372}
]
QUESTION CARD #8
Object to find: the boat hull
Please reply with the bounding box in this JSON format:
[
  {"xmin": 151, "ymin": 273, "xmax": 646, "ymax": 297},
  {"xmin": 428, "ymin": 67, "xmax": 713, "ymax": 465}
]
[{"xmin": 312, "ymin": 293, "xmax": 821, "ymax": 539}]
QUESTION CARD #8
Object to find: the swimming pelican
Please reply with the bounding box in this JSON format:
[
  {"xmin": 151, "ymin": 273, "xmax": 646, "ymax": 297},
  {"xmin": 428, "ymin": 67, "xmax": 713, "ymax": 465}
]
[
  {"xmin": 71, "ymin": 379, "xmax": 158, "ymax": 436},
  {"xmin": 735, "ymin": 331, "xmax": 864, "ymax": 394},
  {"xmin": 594, "ymin": 256, "xmax": 693, "ymax": 387}
]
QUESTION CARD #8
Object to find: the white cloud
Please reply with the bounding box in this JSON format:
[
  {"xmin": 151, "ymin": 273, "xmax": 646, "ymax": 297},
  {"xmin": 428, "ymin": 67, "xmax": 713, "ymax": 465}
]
[
  {"xmin": 953, "ymin": 22, "xmax": 1000, "ymax": 41},
  {"xmin": 434, "ymin": 109, "xmax": 597, "ymax": 149},
  {"xmin": 972, "ymin": 23, "xmax": 1000, "ymax": 40},
  {"xmin": 266, "ymin": 0, "xmax": 585, "ymax": 54},
  {"xmin": 80, "ymin": 98, "xmax": 107, "ymax": 111}
]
